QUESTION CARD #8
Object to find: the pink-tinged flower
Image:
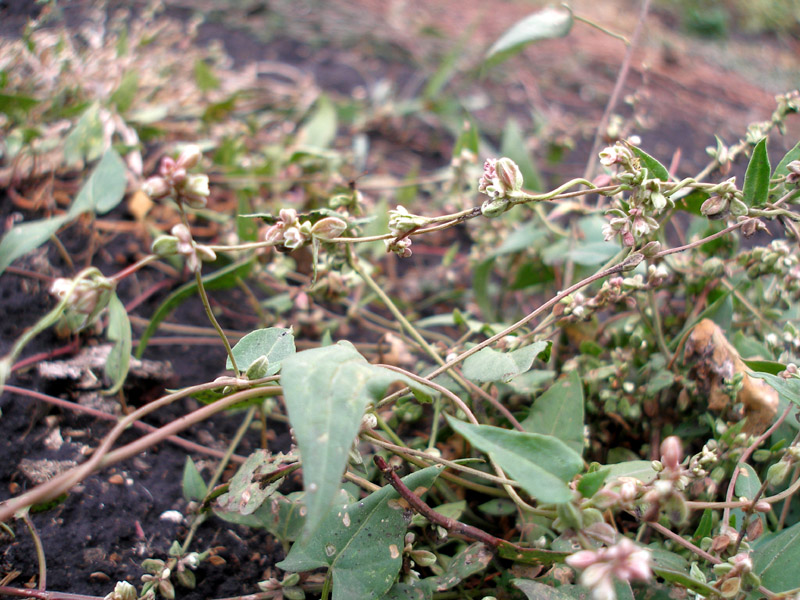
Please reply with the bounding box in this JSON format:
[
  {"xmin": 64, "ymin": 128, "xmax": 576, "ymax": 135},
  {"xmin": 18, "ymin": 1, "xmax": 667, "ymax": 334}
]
[
  {"xmin": 566, "ymin": 538, "xmax": 652, "ymax": 600},
  {"xmin": 478, "ymin": 157, "xmax": 523, "ymax": 199},
  {"xmin": 660, "ymin": 436, "xmax": 683, "ymax": 472}
]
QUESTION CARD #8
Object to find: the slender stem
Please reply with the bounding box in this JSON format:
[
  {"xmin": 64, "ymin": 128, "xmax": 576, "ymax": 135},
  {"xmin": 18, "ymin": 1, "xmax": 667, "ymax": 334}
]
[
  {"xmin": 182, "ymin": 405, "xmax": 257, "ymax": 553},
  {"xmin": 3, "ymin": 385, "xmax": 248, "ymax": 463},
  {"xmin": 778, "ymin": 463, "xmax": 800, "ymax": 530},
  {"xmin": 21, "ymin": 512, "xmax": 46, "ymax": 591},
  {"xmin": 583, "ymin": 0, "xmax": 652, "ymax": 181},
  {"xmin": 646, "ymin": 287, "xmax": 670, "ymax": 358},
  {"xmin": 374, "ymin": 456, "xmax": 504, "ymax": 548},
  {"xmin": 722, "ymin": 404, "xmax": 793, "ymax": 529},
  {"xmin": 0, "ymin": 381, "xmax": 279, "ymax": 522},
  {"xmin": 194, "ymin": 268, "xmax": 239, "ymax": 373},
  {"xmin": 109, "ymin": 254, "xmax": 159, "ymax": 282},
  {"xmin": 570, "ymin": 7, "xmax": 630, "ymax": 45}
]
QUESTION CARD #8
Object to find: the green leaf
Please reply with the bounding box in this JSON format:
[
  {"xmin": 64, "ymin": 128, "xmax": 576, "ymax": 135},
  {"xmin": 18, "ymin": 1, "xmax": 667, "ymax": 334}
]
[
  {"xmin": 501, "ymin": 118, "xmax": 542, "ymax": 190},
  {"xmin": 522, "ymin": 371, "xmax": 585, "ymax": 454},
  {"xmin": 278, "ymin": 466, "xmax": 442, "ymax": 600},
  {"xmin": 0, "ymin": 92, "xmax": 40, "ymax": 117},
  {"xmin": 752, "ymin": 521, "xmax": 800, "ymax": 595},
  {"xmin": 194, "ymin": 59, "xmax": 220, "ymax": 91},
  {"xmin": 742, "ymin": 137, "xmax": 770, "ymax": 206},
  {"xmin": 426, "ymin": 543, "xmax": 493, "ymax": 591},
  {"xmin": 773, "ymin": 141, "xmax": 800, "ymax": 179},
  {"xmin": 280, "ymin": 342, "xmax": 430, "ymax": 538},
  {"xmin": 135, "ymin": 260, "xmax": 253, "ymax": 358},
  {"xmin": 577, "ymin": 468, "xmax": 609, "ymax": 498},
  {"xmin": 472, "ymin": 258, "xmax": 496, "ymax": 321},
  {"xmin": 182, "ymin": 457, "xmax": 208, "ymax": 502},
  {"xmin": 744, "ymin": 359, "xmax": 786, "ymax": 375},
  {"xmin": 0, "ymin": 214, "xmax": 70, "ymax": 276},
  {"xmin": 452, "ymin": 117, "xmax": 479, "ymax": 158},
  {"xmin": 68, "ymin": 149, "xmax": 128, "ymax": 217},
  {"xmin": 462, "ymin": 340, "xmax": 551, "ymax": 383},
  {"xmin": 103, "ymin": 293, "xmax": 131, "ymax": 395},
  {"xmin": 629, "ymin": 145, "xmax": 670, "ymax": 182},
  {"xmin": 693, "ymin": 508, "xmax": 714, "ymax": 540},
  {"xmin": 447, "ymin": 416, "xmax": 583, "ymax": 504},
  {"xmin": 750, "ymin": 371, "xmax": 800, "ymax": 406},
  {"xmin": 63, "ymin": 104, "xmax": 105, "ymax": 165},
  {"xmin": 383, "ymin": 581, "xmax": 431, "ymax": 600},
  {"xmin": 216, "ymin": 490, "xmax": 311, "ymax": 543},
  {"xmin": 484, "ymin": 6, "xmax": 573, "ymax": 69},
  {"xmin": 226, "ymin": 327, "xmax": 295, "ymax": 374},
  {"xmin": 110, "ymin": 69, "xmax": 139, "ymax": 113},
  {"xmin": 603, "ymin": 460, "xmax": 657, "ymax": 483},
  {"xmin": 513, "ymin": 580, "xmax": 579, "ymax": 600},
  {"xmin": 478, "ymin": 498, "xmax": 518, "ymax": 516},
  {"xmin": 298, "ymin": 94, "xmax": 337, "ymax": 149},
  {"xmin": 731, "ymin": 463, "xmax": 764, "ymax": 531}
]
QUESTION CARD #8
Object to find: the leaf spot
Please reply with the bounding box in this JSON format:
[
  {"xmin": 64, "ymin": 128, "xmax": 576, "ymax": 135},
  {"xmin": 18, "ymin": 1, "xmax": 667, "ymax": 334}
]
[
  {"xmin": 325, "ymin": 543, "xmax": 336, "ymax": 557},
  {"xmin": 342, "ymin": 512, "xmax": 351, "ymax": 527},
  {"xmin": 389, "ymin": 544, "xmax": 400, "ymax": 559}
]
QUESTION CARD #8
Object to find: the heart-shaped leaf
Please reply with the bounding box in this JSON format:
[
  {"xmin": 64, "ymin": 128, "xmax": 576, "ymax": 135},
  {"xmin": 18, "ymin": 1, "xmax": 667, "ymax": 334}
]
[
  {"xmin": 522, "ymin": 370, "xmax": 584, "ymax": 454},
  {"xmin": 226, "ymin": 327, "xmax": 295, "ymax": 373}
]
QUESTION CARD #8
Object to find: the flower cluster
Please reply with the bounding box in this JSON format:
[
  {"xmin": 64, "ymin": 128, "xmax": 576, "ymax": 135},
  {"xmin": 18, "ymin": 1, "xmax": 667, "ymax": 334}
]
[
  {"xmin": 478, "ymin": 157, "xmax": 523, "ymax": 200},
  {"xmin": 142, "ymin": 144, "xmax": 210, "ymax": 208},
  {"xmin": 152, "ymin": 224, "xmax": 217, "ymax": 272},
  {"xmin": 50, "ymin": 270, "xmax": 116, "ymax": 332},
  {"xmin": 262, "ymin": 209, "xmax": 348, "ymax": 251},
  {"xmin": 566, "ymin": 538, "xmax": 652, "ymax": 600},
  {"xmin": 599, "ymin": 142, "xmax": 675, "ymax": 247}
]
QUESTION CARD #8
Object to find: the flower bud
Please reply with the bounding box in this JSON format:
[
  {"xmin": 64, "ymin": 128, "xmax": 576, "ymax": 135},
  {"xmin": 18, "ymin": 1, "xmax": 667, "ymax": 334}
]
[
  {"xmin": 283, "ymin": 587, "xmax": 305, "ymax": 600},
  {"xmin": 767, "ymin": 460, "xmax": 790, "ymax": 486},
  {"xmin": 639, "ymin": 241, "xmax": 661, "ymax": 257},
  {"xmin": 702, "ymin": 257, "xmax": 725, "ymax": 278},
  {"xmin": 245, "ymin": 356, "xmax": 270, "ymax": 379},
  {"xmin": 183, "ymin": 174, "xmax": 210, "ymax": 207},
  {"xmin": 281, "ymin": 573, "xmax": 301, "ymax": 588},
  {"xmin": 104, "ymin": 581, "xmax": 137, "ymax": 600},
  {"xmin": 152, "ymin": 235, "xmax": 179, "ymax": 256},
  {"xmin": 660, "ymin": 436, "xmax": 683, "ymax": 472},
  {"xmin": 701, "ymin": 195, "xmax": 730, "ymax": 220},
  {"xmin": 495, "ymin": 157, "xmax": 523, "ymax": 193},
  {"xmin": 480, "ymin": 198, "xmax": 509, "ymax": 218},
  {"xmin": 176, "ymin": 144, "xmax": 202, "ymax": 170},
  {"xmin": 311, "ymin": 216, "xmax": 348, "ymax": 240},
  {"xmin": 195, "ymin": 244, "xmax": 217, "ymax": 263},
  {"xmin": 158, "ymin": 579, "xmax": 175, "ymax": 600},
  {"xmin": 408, "ymin": 549, "xmax": 437, "ymax": 567},
  {"xmin": 142, "ymin": 176, "xmax": 170, "ymax": 200}
]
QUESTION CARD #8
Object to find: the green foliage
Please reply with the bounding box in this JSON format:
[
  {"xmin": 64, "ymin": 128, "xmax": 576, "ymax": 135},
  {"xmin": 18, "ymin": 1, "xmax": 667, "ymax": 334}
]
[
  {"xmin": 521, "ymin": 370, "xmax": 585, "ymax": 454},
  {"xmin": 280, "ymin": 342, "xmax": 429, "ymax": 539},
  {"xmin": 484, "ymin": 6, "xmax": 573, "ymax": 68},
  {"xmin": 0, "ymin": 149, "xmax": 126, "ymax": 276},
  {"xmin": 742, "ymin": 137, "xmax": 771, "ymax": 206},
  {"xmin": 278, "ymin": 466, "xmax": 442, "ymax": 600},
  {"xmin": 447, "ymin": 416, "xmax": 583, "ymax": 503},
  {"xmin": 226, "ymin": 327, "xmax": 296, "ymax": 374},
  {"xmin": 462, "ymin": 340, "xmax": 551, "ymax": 383}
]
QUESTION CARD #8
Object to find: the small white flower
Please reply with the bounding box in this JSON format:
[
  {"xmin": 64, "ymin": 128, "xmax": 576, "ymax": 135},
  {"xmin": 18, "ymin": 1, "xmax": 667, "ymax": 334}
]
[{"xmin": 567, "ymin": 538, "xmax": 652, "ymax": 600}]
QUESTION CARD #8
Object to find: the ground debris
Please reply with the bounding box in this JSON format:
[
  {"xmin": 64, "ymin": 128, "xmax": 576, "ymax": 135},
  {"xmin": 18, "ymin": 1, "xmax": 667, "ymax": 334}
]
[{"xmin": 37, "ymin": 345, "xmax": 173, "ymax": 389}]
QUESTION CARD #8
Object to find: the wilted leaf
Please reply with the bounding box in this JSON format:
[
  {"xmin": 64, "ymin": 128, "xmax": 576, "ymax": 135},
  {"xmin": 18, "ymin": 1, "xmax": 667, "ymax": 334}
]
[
  {"xmin": 278, "ymin": 466, "xmax": 442, "ymax": 600},
  {"xmin": 522, "ymin": 370, "xmax": 585, "ymax": 454},
  {"xmin": 281, "ymin": 342, "xmax": 429, "ymax": 538},
  {"xmin": 447, "ymin": 416, "xmax": 583, "ymax": 503},
  {"xmin": 216, "ymin": 450, "xmax": 299, "ymax": 515},
  {"xmin": 484, "ymin": 6, "xmax": 573, "ymax": 68},
  {"xmin": 427, "ymin": 543, "xmax": 493, "ymax": 591},
  {"xmin": 226, "ymin": 327, "xmax": 295, "ymax": 374},
  {"xmin": 462, "ymin": 340, "xmax": 551, "ymax": 383}
]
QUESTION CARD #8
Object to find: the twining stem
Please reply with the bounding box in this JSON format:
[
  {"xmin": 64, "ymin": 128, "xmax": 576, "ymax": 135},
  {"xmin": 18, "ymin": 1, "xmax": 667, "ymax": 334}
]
[
  {"xmin": 181, "ymin": 405, "xmax": 257, "ymax": 553},
  {"xmin": 195, "ymin": 268, "xmax": 239, "ymax": 373},
  {"xmin": 722, "ymin": 404, "xmax": 793, "ymax": 530},
  {"xmin": 374, "ymin": 455, "xmax": 504, "ymax": 548},
  {"xmin": 21, "ymin": 511, "xmax": 46, "ymax": 591},
  {"xmin": 3, "ymin": 384, "xmax": 248, "ymax": 462},
  {"xmin": 0, "ymin": 380, "xmax": 279, "ymax": 523}
]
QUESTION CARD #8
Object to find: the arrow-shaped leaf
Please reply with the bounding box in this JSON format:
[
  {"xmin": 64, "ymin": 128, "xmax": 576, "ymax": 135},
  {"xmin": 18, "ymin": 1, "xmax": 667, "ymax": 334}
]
[
  {"xmin": 281, "ymin": 342, "xmax": 429, "ymax": 538},
  {"xmin": 278, "ymin": 466, "xmax": 442, "ymax": 600},
  {"xmin": 447, "ymin": 416, "xmax": 583, "ymax": 503}
]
